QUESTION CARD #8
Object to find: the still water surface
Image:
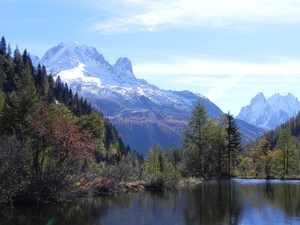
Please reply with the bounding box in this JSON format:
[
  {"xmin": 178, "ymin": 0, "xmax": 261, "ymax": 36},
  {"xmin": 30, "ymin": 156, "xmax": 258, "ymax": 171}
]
[{"xmin": 2, "ymin": 179, "xmax": 300, "ymax": 225}]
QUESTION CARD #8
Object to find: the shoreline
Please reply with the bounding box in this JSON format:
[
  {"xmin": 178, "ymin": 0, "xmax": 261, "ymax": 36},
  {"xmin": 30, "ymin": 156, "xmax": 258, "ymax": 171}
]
[{"xmin": 2, "ymin": 176, "xmax": 300, "ymax": 207}]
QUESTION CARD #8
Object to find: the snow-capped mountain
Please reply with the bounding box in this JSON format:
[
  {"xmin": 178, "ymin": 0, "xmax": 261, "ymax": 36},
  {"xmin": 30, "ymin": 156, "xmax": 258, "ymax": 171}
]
[
  {"xmin": 35, "ymin": 42, "xmax": 204, "ymax": 113},
  {"xmin": 236, "ymin": 92, "xmax": 300, "ymax": 130},
  {"xmin": 33, "ymin": 41, "xmax": 264, "ymax": 154}
]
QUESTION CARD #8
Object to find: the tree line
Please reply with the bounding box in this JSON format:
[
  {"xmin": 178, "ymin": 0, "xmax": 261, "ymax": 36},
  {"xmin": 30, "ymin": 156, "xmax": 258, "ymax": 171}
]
[
  {"xmin": 144, "ymin": 97, "xmax": 300, "ymax": 182},
  {"xmin": 143, "ymin": 101, "xmax": 243, "ymax": 183},
  {"xmin": 241, "ymin": 111, "xmax": 300, "ymax": 179}
]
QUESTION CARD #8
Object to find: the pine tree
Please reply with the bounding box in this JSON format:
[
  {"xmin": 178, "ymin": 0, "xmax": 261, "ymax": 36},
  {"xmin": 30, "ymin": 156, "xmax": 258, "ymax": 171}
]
[
  {"xmin": 13, "ymin": 46, "xmax": 23, "ymax": 79},
  {"xmin": 54, "ymin": 75, "xmax": 62, "ymax": 100},
  {"xmin": 7, "ymin": 43, "xmax": 11, "ymax": 56},
  {"xmin": 0, "ymin": 37, "xmax": 6, "ymax": 55},
  {"xmin": 35, "ymin": 63, "xmax": 42, "ymax": 84},
  {"xmin": 22, "ymin": 49, "xmax": 29, "ymax": 66},
  {"xmin": 47, "ymin": 74, "xmax": 55, "ymax": 101},
  {"xmin": 225, "ymin": 112, "xmax": 242, "ymax": 177},
  {"xmin": 62, "ymin": 83, "xmax": 69, "ymax": 105},
  {"xmin": 23, "ymin": 49, "xmax": 35, "ymax": 75},
  {"xmin": 0, "ymin": 66, "xmax": 4, "ymax": 91},
  {"xmin": 0, "ymin": 89, "xmax": 4, "ymax": 114},
  {"xmin": 39, "ymin": 65, "xmax": 50, "ymax": 99},
  {"xmin": 2, "ymin": 47, "xmax": 13, "ymax": 93},
  {"xmin": 182, "ymin": 101, "xmax": 214, "ymax": 176},
  {"xmin": 73, "ymin": 92, "xmax": 81, "ymax": 116},
  {"xmin": 1, "ymin": 62, "xmax": 39, "ymax": 136}
]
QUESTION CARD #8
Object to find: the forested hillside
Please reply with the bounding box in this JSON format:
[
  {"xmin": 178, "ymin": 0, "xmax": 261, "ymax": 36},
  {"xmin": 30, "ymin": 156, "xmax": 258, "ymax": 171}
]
[
  {"xmin": 241, "ymin": 110, "xmax": 300, "ymax": 179},
  {"xmin": 0, "ymin": 36, "xmax": 144, "ymax": 204}
]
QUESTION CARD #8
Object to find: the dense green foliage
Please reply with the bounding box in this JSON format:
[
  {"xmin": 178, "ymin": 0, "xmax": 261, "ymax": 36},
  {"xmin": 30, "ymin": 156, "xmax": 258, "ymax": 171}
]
[
  {"xmin": 141, "ymin": 102, "xmax": 243, "ymax": 187},
  {"xmin": 239, "ymin": 108, "xmax": 300, "ymax": 179},
  {"xmin": 145, "ymin": 100, "xmax": 300, "ymax": 181},
  {"xmin": 181, "ymin": 102, "xmax": 242, "ymax": 178},
  {"xmin": 179, "ymin": 99, "xmax": 300, "ymax": 180},
  {"xmin": 0, "ymin": 36, "xmax": 142, "ymax": 205},
  {"xmin": 143, "ymin": 144, "xmax": 181, "ymax": 190}
]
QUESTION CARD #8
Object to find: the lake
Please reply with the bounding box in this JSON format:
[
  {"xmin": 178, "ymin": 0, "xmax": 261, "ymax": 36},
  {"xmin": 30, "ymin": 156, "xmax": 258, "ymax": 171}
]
[{"xmin": 1, "ymin": 179, "xmax": 300, "ymax": 225}]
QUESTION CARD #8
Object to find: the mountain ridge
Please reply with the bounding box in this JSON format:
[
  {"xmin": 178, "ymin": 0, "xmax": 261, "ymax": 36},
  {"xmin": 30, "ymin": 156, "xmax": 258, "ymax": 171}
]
[{"xmin": 32, "ymin": 41, "xmax": 264, "ymax": 154}]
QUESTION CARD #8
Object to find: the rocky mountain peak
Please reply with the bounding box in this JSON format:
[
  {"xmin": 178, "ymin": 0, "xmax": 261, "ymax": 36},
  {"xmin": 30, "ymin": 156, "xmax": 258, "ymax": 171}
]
[
  {"xmin": 40, "ymin": 41, "xmax": 108, "ymax": 71},
  {"xmin": 114, "ymin": 57, "xmax": 133, "ymax": 74},
  {"xmin": 236, "ymin": 92, "xmax": 300, "ymax": 130},
  {"xmin": 250, "ymin": 92, "xmax": 266, "ymax": 105},
  {"xmin": 112, "ymin": 57, "xmax": 137, "ymax": 85}
]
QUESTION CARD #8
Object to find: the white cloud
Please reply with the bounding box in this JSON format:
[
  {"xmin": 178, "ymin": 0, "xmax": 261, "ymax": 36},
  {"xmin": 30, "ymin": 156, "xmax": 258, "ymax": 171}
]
[
  {"xmin": 205, "ymin": 74, "xmax": 245, "ymax": 101},
  {"xmin": 132, "ymin": 57, "xmax": 300, "ymax": 114},
  {"xmin": 92, "ymin": 0, "xmax": 300, "ymax": 33},
  {"xmin": 133, "ymin": 57, "xmax": 300, "ymax": 76}
]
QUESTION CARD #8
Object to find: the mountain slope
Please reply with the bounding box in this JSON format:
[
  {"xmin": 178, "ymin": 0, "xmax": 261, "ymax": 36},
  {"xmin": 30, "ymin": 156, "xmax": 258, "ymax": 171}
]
[
  {"xmin": 236, "ymin": 92, "xmax": 300, "ymax": 130},
  {"xmin": 33, "ymin": 41, "xmax": 264, "ymax": 154}
]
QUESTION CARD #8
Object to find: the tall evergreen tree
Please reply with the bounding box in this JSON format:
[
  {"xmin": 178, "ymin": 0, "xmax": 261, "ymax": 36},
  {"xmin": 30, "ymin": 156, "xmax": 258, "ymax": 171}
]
[
  {"xmin": 22, "ymin": 49, "xmax": 29, "ymax": 66},
  {"xmin": 35, "ymin": 64, "xmax": 42, "ymax": 84},
  {"xmin": 73, "ymin": 92, "xmax": 81, "ymax": 116},
  {"xmin": 182, "ymin": 101, "xmax": 214, "ymax": 176},
  {"xmin": 23, "ymin": 49, "xmax": 35, "ymax": 75},
  {"xmin": 40, "ymin": 65, "xmax": 50, "ymax": 98},
  {"xmin": 2, "ymin": 53, "xmax": 13, "ymax": 93},
  {"xmin": 54, "ymin": 75, "xmax": 62, "ymax": 100},
  {"xmin": 225, "ymin": 112, "xmax": 242, "ymax": 177},
  {"xmin": 0, "ymin": 61, "xmax": 39, "ymax": 136},
  {"xmin": 7, "ymin": 43, "xmax": 11, "ymax": 56},
  {"xmin": 0, "ymin": 37, "xmax": 6, "ymax": 55},
  {"xmin": 13, "ymin": 46, "xmax": 23, "ymax": 79},
  {"xmin": 0, "ymin": 66, "xmax": 4, "ymax": 91}
]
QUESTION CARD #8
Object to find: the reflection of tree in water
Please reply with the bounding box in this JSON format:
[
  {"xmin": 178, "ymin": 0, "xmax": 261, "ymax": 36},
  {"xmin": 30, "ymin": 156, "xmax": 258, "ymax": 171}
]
[
  {"xmin": 183, "ymin": 180, "xmax": 243, "ymax": 225},
  {"xmin": 3, "ymin": 180, "xmax": 300, "ymax": 224},
  {"xmin": 1, "ymin": 191, "xmax": 183, "ymax": 225},
  {"xmin": 267, "ymin": 182, "xmax": 300, "ymax": 219},
  {"xmin": 240, "ymin": 180, "xmax": 300, "ymax": 221},
  {"xmin": 99, "ymin": 191, "xmax": 182, "ymax": 225},
  {"xmin": 242, "ymin": 181, "xmax": 275, "ymax": 222},
  {"xmin": 0, "ymin": 197, "xmax": 111, "ymax": 225}
]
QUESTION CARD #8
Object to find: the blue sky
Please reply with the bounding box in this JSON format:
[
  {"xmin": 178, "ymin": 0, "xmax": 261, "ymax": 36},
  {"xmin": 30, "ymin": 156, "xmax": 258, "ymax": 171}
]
[{"xmin": 2, "ymin": 0, "xmax": 300, "ymax": 115}]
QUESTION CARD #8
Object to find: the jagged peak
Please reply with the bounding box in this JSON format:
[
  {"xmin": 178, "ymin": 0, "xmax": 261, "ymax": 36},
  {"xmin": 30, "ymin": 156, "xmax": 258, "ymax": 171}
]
[
  {"xmin": 114, "ymin": 57, "xmax": 133, "ymax": 74},
  {"xmin": 250, "ymin": 92, "xmax": 266, "ymax": 104},
  {"xmin": 268, "ymin": 92, "xmax": 298, "ymax": 103},
  {"xmin": 237, "ymin": 92, "xmax": 300, "ymax": 130},
  {"xmin": 286, "ymin": 92, "xmax": 298, "ymax": 100},
  {"xmin": 255, "ymin": 92, "xmax": 265, "ymax": 98}
]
